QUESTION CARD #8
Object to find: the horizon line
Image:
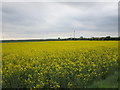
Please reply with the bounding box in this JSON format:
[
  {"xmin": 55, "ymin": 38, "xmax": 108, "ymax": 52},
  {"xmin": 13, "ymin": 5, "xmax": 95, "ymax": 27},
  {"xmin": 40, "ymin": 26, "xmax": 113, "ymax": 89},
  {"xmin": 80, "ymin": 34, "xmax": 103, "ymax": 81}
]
[{"xmin": 1, "ymin": 36, "xmax": 119, "ymax": 41}]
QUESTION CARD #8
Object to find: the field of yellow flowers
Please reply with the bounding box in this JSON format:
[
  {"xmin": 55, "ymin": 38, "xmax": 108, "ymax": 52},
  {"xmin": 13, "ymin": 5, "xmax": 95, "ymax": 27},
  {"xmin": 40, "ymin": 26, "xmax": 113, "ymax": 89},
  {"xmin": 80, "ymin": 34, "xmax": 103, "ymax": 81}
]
[{"xmin": 2, "ymin": 41, "xmax": 118, "ymax": 88}]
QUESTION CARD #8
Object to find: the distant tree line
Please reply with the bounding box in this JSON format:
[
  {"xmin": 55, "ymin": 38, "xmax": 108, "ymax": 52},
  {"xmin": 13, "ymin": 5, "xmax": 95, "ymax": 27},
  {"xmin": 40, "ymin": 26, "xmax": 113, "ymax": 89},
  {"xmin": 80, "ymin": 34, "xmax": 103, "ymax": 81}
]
[
  {"xmin": 1, "ymin": 36, "xmax": 120, "ymax": 43},
  {"xmin": 61, "ymin": 36, "xmax": 120, "ymax": 41}
]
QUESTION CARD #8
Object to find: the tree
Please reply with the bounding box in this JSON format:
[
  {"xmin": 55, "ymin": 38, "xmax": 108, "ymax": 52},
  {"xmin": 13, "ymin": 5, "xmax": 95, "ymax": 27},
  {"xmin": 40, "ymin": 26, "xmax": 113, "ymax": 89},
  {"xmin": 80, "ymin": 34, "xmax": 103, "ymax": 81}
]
[
  {"xmin": 105, "ymin": 36, "xmax": 111, "ymax": 40},
  {"xmin": 58, "ymin": 37, "xmax": 60, "ymax": 40},
  {"xmin": 80, "ymin": 36, "xmax": 83, "ymax": 40}
]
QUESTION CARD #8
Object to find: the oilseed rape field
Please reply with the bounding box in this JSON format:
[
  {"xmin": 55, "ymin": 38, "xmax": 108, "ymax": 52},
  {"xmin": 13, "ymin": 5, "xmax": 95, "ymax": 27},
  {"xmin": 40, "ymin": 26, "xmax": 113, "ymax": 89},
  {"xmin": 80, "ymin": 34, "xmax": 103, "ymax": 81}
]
[{"xmin": 2, "ymin": 41, "xmax": 118, "ymax": 88}]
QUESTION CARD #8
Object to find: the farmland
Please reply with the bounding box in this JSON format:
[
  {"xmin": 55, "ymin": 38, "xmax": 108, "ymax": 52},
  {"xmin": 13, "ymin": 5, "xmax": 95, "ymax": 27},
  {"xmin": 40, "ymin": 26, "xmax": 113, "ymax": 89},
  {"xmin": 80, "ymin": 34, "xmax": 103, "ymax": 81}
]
[{"xmin": 2, "ymin": 41, "xmax": 118, "ymax": 88}]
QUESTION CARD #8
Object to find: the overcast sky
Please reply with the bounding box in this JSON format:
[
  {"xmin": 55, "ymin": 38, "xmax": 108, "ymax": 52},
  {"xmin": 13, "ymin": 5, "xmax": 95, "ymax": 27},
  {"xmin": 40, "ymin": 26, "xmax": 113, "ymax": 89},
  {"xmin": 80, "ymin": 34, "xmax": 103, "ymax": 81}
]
[{"xmin": 2, "ymin": 2, "xmax": 118, "ymax": 40}]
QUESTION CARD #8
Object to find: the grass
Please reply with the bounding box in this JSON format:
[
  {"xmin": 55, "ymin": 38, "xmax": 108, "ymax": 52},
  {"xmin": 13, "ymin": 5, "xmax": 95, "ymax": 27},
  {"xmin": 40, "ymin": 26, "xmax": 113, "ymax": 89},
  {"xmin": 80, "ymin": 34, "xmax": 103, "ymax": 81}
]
[{"xmin": 88, "ymin": 71, "xmax": 118, "ymax": 88}]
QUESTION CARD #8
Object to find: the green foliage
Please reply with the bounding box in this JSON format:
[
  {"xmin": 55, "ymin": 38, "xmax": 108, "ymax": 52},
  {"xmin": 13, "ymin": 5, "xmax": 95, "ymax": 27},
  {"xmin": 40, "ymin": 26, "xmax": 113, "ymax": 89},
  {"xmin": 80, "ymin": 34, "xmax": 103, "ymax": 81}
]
[{"xmin": 88, "ymin": 71, "xmax": 118, "ymax": 88}]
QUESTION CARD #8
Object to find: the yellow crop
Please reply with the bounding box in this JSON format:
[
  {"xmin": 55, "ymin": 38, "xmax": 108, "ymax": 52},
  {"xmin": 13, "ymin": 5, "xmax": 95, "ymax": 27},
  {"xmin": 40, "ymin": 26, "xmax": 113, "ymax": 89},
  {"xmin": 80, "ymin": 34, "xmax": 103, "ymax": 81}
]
[{"xmin": 2, "ymin": 41, "xmax": 118, "ymax": 88}]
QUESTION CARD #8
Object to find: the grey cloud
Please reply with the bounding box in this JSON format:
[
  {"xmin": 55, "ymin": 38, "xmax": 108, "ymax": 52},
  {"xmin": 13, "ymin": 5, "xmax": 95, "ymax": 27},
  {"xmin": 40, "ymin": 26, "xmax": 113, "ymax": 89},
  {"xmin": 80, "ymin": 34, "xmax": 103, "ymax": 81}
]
[{"xmin": 2, "ymin": 2, "xmax": 118, "ymax": 40}]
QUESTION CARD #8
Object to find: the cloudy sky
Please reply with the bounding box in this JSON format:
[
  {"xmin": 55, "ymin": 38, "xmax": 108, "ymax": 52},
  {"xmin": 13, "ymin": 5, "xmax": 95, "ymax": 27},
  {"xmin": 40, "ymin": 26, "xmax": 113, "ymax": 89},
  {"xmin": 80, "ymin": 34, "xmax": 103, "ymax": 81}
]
[{"xmin": 2, "ymin": 2, "xmax": 118, "ymax": 40}]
